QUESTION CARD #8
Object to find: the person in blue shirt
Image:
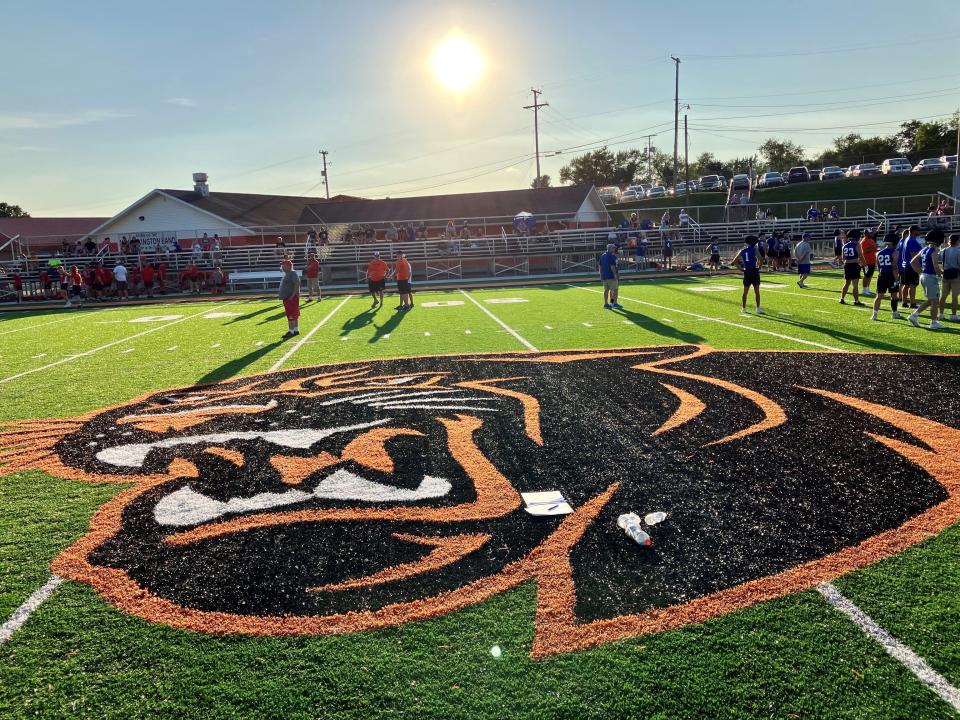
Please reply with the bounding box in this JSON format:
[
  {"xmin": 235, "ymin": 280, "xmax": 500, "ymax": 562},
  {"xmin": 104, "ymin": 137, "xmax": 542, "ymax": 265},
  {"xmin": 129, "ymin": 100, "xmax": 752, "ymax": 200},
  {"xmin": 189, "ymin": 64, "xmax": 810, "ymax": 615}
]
[
  {"xmin": 839, "ymin": 228, "xmax": 866, "ymax": 306},
  {"xmin": 599, "ymin": 243, "xmax": 622, "ymax": 309},
  {"xmin": 871, "ymin": 231, "xmax": 902, "ymax": 321},
  {"xmin": 907, "ymin": 229, "xmax": 945, "ymax": 330},
  {"xmin": 663, "ymin": 236, "xmax": 673, "ymax": 270},
  {"xmin": 766, "ymin": 234, "xmax": 777, "ymax": 271},
  {"xmin": 897, "ymin": 225, "xmax": 924, "ymax": 309},
  {"xmin": 733, "ymin": 235, "xmax": 763, "ymax": 315},
  {"xmin": 806, "ymin": 205, "xmax": 819, "ymax": 221},
  {"xmin": 634, "ymin": 234, "xmax": 647, "ymax": 271},
  {"xmin": 832, "ymin": 229, "xmax": 844, "ymax": 267},
  {"xmin": 705, "ymin": 239, "xmax": 721, "ymax": 272}
]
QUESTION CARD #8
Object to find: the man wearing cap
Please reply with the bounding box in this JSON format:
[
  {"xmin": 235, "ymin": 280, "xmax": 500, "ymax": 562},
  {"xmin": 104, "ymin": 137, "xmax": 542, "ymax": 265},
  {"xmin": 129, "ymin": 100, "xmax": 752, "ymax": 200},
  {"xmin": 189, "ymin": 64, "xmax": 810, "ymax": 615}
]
[
  {"xmin": 795, "ymin": 232, "xmax": 813, "ymax": 288},
  {"xmin": 599, "ymin": 243, "xmax": 622, "ymax": 309},
  {"xmin": 733, "ymin": 235, "xmax": 763, "ymax": 315},
  {"xmin": 897, "ymin": 225, "xmax": 924, "ymax": 308},
  {"xmin": 366, "ymin": 251, "xmax": 389, "ymax": 309},
  {"xmin": 277, "ymin": 258, "xmax": 301, "ymax": 338},
  {"xmin": 838, "ymin": 228, "xmax": 866, "ymax": 306},
  {"xmin": 394, "ymin": 251, "xmax": 413, "ymax": 310},
  {"xmin": 871, "ymin": 231, "xmax": 901, "ymax": 321},
  {"xmin": 907, "ymin": 229, "xmax": 945, "ymax": 330},
  {"xmin": 859, "ymin": 228, "xmax": 879, "ymax": 297}
]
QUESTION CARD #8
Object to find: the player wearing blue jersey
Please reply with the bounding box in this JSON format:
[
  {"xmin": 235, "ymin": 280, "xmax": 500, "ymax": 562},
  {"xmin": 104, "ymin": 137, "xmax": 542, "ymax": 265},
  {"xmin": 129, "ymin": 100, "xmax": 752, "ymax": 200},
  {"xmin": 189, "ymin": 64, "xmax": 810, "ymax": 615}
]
[
  {"xmin": 599, "ymin": 243, "xmax": 622, "ymax": 310},
  {"xmin": 838, "ymin": 229, "xmax": 866, "ymax": 306},
  {"xmin": 898, "ymin": 225, "xmax": 924, "ymax": 308},
  {"xmin": 870, "ymin": 232, "xmax": 901, "ymax": 321},
  {"xmin": 705, "ymin": 239, "xmax": 721, "ymax": 272},
  {"xmin": 734, "ymin": 235, "xmax": 763, "ymax": 315},
  {"xmin": 663, "ymin": 236, "xmax": 674, "ymax": 270},
  {"xmin": 907, "ymin": 229, "xmax": 944, "ymax": 330}
]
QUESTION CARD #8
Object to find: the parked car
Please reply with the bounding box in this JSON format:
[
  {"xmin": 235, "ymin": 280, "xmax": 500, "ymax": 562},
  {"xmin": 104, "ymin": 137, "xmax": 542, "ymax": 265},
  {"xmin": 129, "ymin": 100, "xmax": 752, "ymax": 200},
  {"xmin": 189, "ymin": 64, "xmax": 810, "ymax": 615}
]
[
  {"xmin": 845, "ymin": 165, "xmax": 858, "ymax": 178},
  {"xmin": 625, "ymin": 184, "xmax": 650, "ymax": 196},
  {"xmin": 809, "ymin": 169, "xmax": 823, "ymax": 181},
  {"xmin": 598, "ymin": 186, "xmax": 622, "ymax": 203},
  {"xmin": 731, "ymin": 174, "xmax": 751, "ymax": 191},
  {"xmin": 646, "ymin": 186, "xmax": 667, "ymax": 198},
  {"xmin": 913, "ymin": 158, "xmax": 946, "ymax": 173},
  {"xmin": 787, "ymin": 166, "xmax": 811, "ymax": 183},
  {"xmin": 939, "ymin": 155, "xmax": 958, "ymax": 172},
  {"xmin": 688, "ymin": 179, "xmax": 701, "ymax": 192},
  {"xmin": 852, "ymin": 163, "xmax": 881, "ymax": 177},
  {"xmin": 699, "ymin": 175, "xmax": 726, "ymax": 191},
  {"xmin": 780, "ymin": 172, "xmax": 789, "ymax": 183},
  {"xmin": 881, "ymin": 157, "xmax": 912, "ymax": 175},
  {"xmin": 619, "ymin": 189, "xmax": 643, "ymax": 201},
  {"xmin": 757, "ymin": 171, "xmax": 785, "ymax": 188},
  {"xmin": 821, "ymin": 166, "xmax": 845, "ymax": 181}
]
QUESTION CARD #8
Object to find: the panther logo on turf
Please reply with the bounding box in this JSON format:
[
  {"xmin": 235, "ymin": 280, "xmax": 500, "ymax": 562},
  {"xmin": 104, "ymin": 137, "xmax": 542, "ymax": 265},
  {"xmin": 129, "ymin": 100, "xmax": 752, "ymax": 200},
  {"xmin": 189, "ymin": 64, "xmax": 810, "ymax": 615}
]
[{"xmin": 2, "ymin": 346, "xmax": 958, "ymax": 656}]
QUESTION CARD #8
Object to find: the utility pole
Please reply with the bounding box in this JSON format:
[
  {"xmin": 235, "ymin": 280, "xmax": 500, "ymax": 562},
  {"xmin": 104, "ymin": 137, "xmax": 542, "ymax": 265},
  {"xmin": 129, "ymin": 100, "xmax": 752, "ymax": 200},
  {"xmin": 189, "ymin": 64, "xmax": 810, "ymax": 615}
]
[
  {"xmin": 954, "ymin": 107, "xmax": 960, "ymax": 199},
  {"xmin": 671, "ymin": 56, "xmax": 680, "ymax": 192},
  {"xmin": 645, "ymin": 134, "xmax": 655, "ymax": 185},
  {"xmin": 319, "ymin": 150, "xmax": 330, "ymax": 199},
  {"xmin": 683, "ymin": 107, "xmax": 690, "ymax": 208},
  {"xmin": 524, "ymin": 88, "xmax": 549, "ymax": 184}
]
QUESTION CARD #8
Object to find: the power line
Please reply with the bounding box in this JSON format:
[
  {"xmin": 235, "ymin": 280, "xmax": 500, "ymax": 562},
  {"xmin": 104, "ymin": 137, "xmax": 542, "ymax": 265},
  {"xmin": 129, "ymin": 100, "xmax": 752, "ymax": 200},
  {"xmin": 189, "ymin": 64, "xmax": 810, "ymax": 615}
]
[
  {"xmin": 683, "ymin": 35, "xmax": 954, "ymax": 60},
  {"xmin": 523, "ymin": 88, "xmax": 549, "ymax": 181}
]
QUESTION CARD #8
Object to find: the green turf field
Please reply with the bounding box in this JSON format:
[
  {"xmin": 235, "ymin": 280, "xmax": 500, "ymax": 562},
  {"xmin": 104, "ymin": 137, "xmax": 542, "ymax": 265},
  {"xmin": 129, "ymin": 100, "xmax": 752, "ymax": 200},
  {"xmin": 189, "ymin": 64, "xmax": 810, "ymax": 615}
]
[{"xmin": 1, "ymin": 273, "xmax": 958, "ymax": 719}]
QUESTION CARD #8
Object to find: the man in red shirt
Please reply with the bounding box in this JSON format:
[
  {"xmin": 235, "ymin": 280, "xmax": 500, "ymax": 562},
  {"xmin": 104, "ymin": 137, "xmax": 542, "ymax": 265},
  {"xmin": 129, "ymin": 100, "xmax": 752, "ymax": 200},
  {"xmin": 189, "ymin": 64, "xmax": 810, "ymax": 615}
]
[
  {"xmin": 156, "ymin": 262, "xmax": 167, "ymax": 293},
  {"xmin": 13, "ymin": 272, "xmax": 23, "ymax": 303},
  {"xmin": 304, "ymin": 252, "xmax": 321, "ymax": 301},
  {"xmin": 65, "ymin": 266, "xmax": 84, "ymax": 309},
  {"xmin": 95, "ymin": 263, "xmax": 112, "ymax": 299},
  {"xmin": 365, "ymin": 251, "xmax": 389, "ymax": 309},
  {"xmin": 394, "ymin": 252, "xmax": 413, "ymax": 310},
  {"xmin": 142, "ymin": 263, "xmax": 156, "ymax": 298}
]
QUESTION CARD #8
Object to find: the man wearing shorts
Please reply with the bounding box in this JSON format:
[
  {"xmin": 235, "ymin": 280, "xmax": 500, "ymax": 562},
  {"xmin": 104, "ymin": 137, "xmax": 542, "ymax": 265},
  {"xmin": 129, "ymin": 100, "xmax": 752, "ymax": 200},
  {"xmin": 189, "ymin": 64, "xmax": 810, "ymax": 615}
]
[
  {"xmin": 838, "ymin": 229, "xmax": 865, "ymax": 306},
  {"xmin": 599, "ymin": 243, "xmax": 621, "ymax": 309},
  {"xmin": 304, "ymin": 252, "xmax": 321, "ymax": 301},
  {"xmin": 278, "ymin": 258, "xmax": 301, "ymax": 338},
  {"xmin": 795, "ymin": 231, "xmax": 812, "ymax": 288},
  {"xmin": 908, "ymin": 229, "xmax": 944, "ymax": 330},
  {"xmin": 705, "ymin": 239, "xmax": 721, "ymax": 272},
  {"xmin": 832, "ymin": 229, "xmax": 843, "ymax": 267},
  {"xmin": 897, "ymin": 225, "xmax": 923, "ymax": 308},
  {"xmin": 871, "ymin": 232, "xmax": 901, "ymax": 321},
  {"xmin": 734, "ymin": 235, "xmax": 762, "ymax": 315},
  {"xmin": 939, "ymin": 233, "xmax": 960, "ymax": 322},
  {"xmin": 859, "ymin": 229, "xmax": 878, "ymax": 297},
  {"xmin": 366, "ymin": 251, "xmax": 389, "ymax": 309},
  {"xmin": 663, "ymin": 236, "xmax": 673, "ymax": 270},
  {"xmin": 394, "ymin": 252, "xmax": 413, "ymax": 310}
]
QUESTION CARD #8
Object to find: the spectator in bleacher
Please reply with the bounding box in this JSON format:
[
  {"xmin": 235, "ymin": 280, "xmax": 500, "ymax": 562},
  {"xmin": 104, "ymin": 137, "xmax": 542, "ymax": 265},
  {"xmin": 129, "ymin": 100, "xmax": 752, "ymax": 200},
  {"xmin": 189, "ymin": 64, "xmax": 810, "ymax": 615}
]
[
  {"xmin": 120, "ymin": 236, "xmax": 130, "ymax": 256},
  {"xmin": 306, "ymin": 229, "xmax": 317, "ymax": 252},
  {"xmin": 829, "ymin": 206, "xmax": 840, "ymax": 220},
  {"xmin": 739, "ymin": 192, "xmax": 748, "ymax": 207},
  {"xmin": 84, "ymin": 238, "xmax": 96, "ymax": 255},
  {"xmin": 192, "ymin": 239, "xmax": 203, "ymax": 261},
  {"xmin": 939, "ymin": 233, "xmax": 960, "ymax": 322},
  {"xmin": 114, "ymin": 260, "xmax": 129, "ymax": 300},
  {"xmin": 131, "ymin": 237, "xmax": 140, "ymax": 255},
  {"xmin": 278, "ymin": 258, "xmax": 301, "ymax": 339},
  {"xmin": 364, "ymin": 225, "xmax": 375, "ymax": 243},
  {"xmin": 459, "ymin": 221, "xmax": 471, "ymax": 241},
  {"xmin": 806, "ymin": 205, "xmax": 819, "ymax": 222},
  {"xmin": 729, "ymin": 193, "xmax": 740, "ymax": 208},
  {"xmin": 211, "ymin": 234, "xmax": 221, "ymax": 262},
  {"xmin": 417, "ymin": 221, "xmax": 427, "ymax": 240},
  {"xmin": 405, "ymin": 222, "xmax": 416, "ymax": 245},
  {"xmin": 73, "ymin": 239, "xmax": 83, "ymax": 256},
  {"xmin": 678, "ymin": 209, "xmax": 690, "ymax": 228},
  {"xmin": 397, "ymin": 224, "xmax": 407, "ymax": 243},
  {"xmin": 386, "ymin": 223, "xmax": 398, "ymax": 244},
  {"xmin": 304, "ymin": 252, "xmax": 321, "ymax": 302}
]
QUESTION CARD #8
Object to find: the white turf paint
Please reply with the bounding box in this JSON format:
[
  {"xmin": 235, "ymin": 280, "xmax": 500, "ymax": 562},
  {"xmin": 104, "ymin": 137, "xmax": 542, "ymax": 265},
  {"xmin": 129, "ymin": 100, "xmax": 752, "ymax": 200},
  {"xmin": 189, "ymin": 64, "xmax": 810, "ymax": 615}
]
[
  {"xmin": 0, "ymin": 302, "xmax": 237, "ymax": 386},
  {"xmin": 818, "ymin": 583, "xmax": 960, "ymax": 713},
  {"xmin": 459, "ymin": 289, "xmax": 538, "ymax": 351},
  {"xmin": 0, "ymin": 575, "xmax": 64, "ymax": 644},
  {"xmin": 268, "ymin": 295, "xmax": 352, "ymax": 373},
  {"xmin": 569, "ymin": 285, "xmax": 844, "ymax": 352},
  {"xmin": 424, "ymin": 331, "xmax": 431, "ymax": 337},
  {"xmin": 582, "ymin": 322, "xmax": 593, "ymax": 327},
  {"xmin": 0, "ymin": 315, "xmax": 80, "ymax": 337}
]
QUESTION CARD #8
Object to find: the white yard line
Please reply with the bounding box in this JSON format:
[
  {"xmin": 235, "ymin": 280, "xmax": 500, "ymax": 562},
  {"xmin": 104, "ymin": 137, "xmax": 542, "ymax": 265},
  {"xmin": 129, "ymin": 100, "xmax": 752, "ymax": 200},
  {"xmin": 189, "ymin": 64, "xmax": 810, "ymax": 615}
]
[
  {"xmin": 0, "ymin": 575, "xmax": 64, "ymax": 644},
  {"xmin": 0, "ymin": 315, "xmax": 79, "ymax": 337},
  {"xmin": 0, "ymin": 302, "xmax": 237, "ymax": 386},
  {"xmin": 268, "ymin": 295, "xmax": 351, "ymax": 372},
  {"xmin": 459, "ymin": 289, "xmax": 538, "ymax": 351},
  {"xmin": 818, "ymin": 583, "xmax": 960, "ymax": 713},
  {"xmin": 568, "ymin": 285, "xmax": 844, "ymax": 352}
]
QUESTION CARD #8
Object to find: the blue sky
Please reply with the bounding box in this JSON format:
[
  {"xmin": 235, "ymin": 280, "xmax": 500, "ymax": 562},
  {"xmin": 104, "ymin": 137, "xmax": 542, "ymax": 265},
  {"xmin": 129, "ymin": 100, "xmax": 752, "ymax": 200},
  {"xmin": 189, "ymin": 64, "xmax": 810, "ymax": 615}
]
[{"xmin": 2, "ymin": 0, "xmax": 957, "ymax": 216}]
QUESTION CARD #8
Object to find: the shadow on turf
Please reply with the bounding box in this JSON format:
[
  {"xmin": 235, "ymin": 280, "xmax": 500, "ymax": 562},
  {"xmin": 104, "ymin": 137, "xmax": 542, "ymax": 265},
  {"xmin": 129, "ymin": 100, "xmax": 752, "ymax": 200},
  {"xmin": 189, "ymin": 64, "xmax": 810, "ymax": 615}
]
[
  {"xmin": 613, "ymin": 306, "xmax": 705, "ymax": 345},
  {"xmin": 369, "ymin": 306, "xmax": 410, "ymax": 344},
  {"xmin": 256, "ymin": 310, "xmax": 289, "ymax": 325},
  {"xmin": 194, "ymin": 341, "xmax": 284, "ymax": 385},
  {"xmin": 225, "ymin": 304, "xmax": 279, "ymax": 324},
  {"xmin": 762, "ymin": 314, "xmax": 957, "ymax": 352},
  {"xmin": 340, "ymin": 307, "xmax": 378, "ymax": 336}
]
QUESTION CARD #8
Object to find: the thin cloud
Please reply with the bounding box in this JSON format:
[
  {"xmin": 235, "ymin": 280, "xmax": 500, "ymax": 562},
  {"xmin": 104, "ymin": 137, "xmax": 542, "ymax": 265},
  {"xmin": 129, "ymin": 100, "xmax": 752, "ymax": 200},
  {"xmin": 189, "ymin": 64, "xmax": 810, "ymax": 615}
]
[
  {"xmin": 166, "ymin": 97, "xmax": 198, "ymax": 108},
  {"xmin": 0, "ymin": 143, "xmax": 51, "ymax": 152},
  {"xmin": 0, "ymin": 110, "xmax": 131, "ymax": 130}
]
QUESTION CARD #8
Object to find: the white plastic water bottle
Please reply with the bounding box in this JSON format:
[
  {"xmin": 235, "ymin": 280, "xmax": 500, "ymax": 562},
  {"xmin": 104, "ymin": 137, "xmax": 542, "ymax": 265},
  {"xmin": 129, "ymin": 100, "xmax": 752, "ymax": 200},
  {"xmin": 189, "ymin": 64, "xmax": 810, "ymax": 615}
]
[{"xmin": 617, "ymin": 513, "xmax": 652, "ymax": 547}]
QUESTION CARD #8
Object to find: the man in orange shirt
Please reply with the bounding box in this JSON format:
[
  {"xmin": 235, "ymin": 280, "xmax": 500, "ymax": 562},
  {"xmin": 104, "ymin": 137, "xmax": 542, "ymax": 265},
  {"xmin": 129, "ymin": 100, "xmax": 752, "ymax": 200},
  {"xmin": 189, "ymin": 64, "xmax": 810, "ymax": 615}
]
[
  {"xmin": 366, "ymin": 251, "xmax": 389, "ymax": 309},
  {"xmin": 304, "ymin": 252, "xmax": 321, "ymax": 301},
  {"xmin": 860, "ymin": 228, "xmax": 879, "ymax": 298},
  {"xmin": 394, "ymin": 252, "xmax": 413, "ymax": 310}
]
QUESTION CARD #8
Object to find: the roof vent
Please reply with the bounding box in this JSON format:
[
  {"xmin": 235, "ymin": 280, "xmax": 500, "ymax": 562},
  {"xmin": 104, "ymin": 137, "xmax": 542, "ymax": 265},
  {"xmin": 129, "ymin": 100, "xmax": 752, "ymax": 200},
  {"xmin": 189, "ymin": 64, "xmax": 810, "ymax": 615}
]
[{"xmin": 192, "ymin": 172, "xmax": 209, "ymax": 197}]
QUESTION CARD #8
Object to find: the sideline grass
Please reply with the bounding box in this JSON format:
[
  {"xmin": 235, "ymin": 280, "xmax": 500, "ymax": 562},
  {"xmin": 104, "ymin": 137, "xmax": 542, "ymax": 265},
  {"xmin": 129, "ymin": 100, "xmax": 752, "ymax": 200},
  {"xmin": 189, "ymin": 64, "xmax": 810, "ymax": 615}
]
[{"xmin": 1, "ymin": 279, "xmax": 958, "ymax": 718}]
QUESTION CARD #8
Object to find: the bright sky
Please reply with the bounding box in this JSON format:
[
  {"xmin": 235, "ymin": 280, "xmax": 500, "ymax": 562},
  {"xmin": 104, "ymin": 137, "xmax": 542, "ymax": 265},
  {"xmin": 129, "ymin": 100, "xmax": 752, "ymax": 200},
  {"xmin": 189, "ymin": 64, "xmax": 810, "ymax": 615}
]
[{"xmin": 2, "ymin": 0, "xmax": 958, "ymax": 216}]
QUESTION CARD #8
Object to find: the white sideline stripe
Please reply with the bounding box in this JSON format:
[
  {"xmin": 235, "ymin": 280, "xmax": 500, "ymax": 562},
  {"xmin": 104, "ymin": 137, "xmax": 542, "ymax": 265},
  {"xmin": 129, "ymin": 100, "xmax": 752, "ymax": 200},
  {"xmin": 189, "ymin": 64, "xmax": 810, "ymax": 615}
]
[
  {"xmin": 568, "ymin": 285, "xmax": 844, "ymax": 352},
  {"xmin": 0, "ymin": 302, "xmax": 236, "ymax": 386},
  {"xmin": 269, "ymin": 295, "xmax": 351, "ymax": 372},
  {"xmin": 0, "ymin": 575, "xmax": 64, "ymax": 644},
  {"xmin": 0, "ymin": 315, "xmax": 77, "ymax": 337},
  {"xmin": 818, "ymin": 583, "xmax": 960, "ymax": 713},
  {"xmin": 459, "ymin": 289, "xmax": 538, "ymax": 351}
]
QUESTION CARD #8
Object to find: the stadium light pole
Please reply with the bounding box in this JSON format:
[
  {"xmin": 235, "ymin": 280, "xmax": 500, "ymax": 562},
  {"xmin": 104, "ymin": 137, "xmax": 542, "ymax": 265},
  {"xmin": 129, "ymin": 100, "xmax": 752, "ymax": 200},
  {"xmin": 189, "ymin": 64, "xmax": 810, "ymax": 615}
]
[
  {"xmin": 682, "ymin": 105, "xmax": 691, "ymax": 209},
  {"xmin": 671, "ymin": 56, "xmax": 680, "ymax": 193},
  {"xmin": 524, "ymin": 88, "xmax": 549, "ymax": 186}
]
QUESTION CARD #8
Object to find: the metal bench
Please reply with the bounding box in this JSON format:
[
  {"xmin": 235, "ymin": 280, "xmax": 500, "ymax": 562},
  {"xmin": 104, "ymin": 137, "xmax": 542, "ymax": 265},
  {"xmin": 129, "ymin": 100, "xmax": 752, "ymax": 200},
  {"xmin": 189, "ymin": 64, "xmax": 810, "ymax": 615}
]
[{"xmin": 228, "ymin": 270, "xmax": 286, "ymax": 291}]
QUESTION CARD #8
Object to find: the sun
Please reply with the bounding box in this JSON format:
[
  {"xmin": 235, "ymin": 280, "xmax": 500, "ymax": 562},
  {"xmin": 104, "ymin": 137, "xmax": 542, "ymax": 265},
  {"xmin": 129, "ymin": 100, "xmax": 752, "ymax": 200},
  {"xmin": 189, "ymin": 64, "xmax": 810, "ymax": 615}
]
[{"xmin": 432, "ymin": 35, "xmax": 482, "ymax": 93}]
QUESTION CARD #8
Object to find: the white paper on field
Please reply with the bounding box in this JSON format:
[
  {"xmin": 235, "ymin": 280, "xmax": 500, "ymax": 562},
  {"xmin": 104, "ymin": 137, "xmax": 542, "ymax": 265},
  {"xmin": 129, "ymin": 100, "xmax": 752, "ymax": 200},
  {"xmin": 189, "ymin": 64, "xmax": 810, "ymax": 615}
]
[
  {"xmin": 644, "ymin": 511, "xmax": 667, "ymax": 526},
  {"xmin": 521, "ymin": 490, "xmax": 573, "ymax": 516}
]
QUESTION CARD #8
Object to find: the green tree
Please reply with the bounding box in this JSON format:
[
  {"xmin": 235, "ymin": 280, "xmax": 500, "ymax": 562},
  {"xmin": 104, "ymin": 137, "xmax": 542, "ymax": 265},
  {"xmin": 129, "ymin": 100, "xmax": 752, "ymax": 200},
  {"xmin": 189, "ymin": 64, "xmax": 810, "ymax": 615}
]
[
  {"xmin": 896, "ymin": 115, "xmax": 959, "ymax": 156},
  {"xmin": 559, "ymin": 147, "xmax": 643, "ymax": 187},
  {"xmin": 757, "ymin": 138, "xmax": 806, "ymax": 170},
  {"xmin": 817, "ymin": 133, "xmax": 899, "ymax": 167},
  {"xmin": 0, "ymin": 202, "xmax": 29, "ymax": 218},
  {"xmin": 530, "ymin": 175, "xmax": 551, "ymax": 189}
]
